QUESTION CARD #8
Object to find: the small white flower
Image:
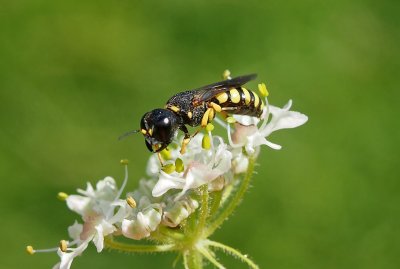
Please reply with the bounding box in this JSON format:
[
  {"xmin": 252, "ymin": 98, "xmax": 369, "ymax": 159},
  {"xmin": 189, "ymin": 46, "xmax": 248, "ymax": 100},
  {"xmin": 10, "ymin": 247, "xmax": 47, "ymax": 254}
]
[
  {"xmin": 52, "ymin": 238, "xmax": 91, "ymax": 269},
  {"xmin": 163, "ymin": 196, "xmax": 199, "ymax": 227},
  {"xmin": 232, "ymin": 99, "xmax": 308, "ymax": 154},
  {"xmin": 152, "ymin": 137, "xmax": 232, "ymax": 198},
  {"xmin": 121, "ymin": 196, "xmax": 162, "ymax": 240},
  {"xmin": 65, "ymin": 177, "xmax": 127, "ymax": 252}
]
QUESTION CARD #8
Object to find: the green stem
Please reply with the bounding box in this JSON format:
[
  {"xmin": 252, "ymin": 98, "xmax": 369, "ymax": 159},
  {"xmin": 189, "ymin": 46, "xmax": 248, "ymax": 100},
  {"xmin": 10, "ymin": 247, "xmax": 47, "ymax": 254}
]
[
  {"xmin": 205, "ymin": 240, "xmax": 259, "ymax": 269},
  {"xmin": 193, "ymin": 184, "xmax": 209, "ymax": 240},
  {"xmin": 186, "ymin": 249, "xmax": 203, "ymax": 269},
  {"xmin": 209, "ymin": 189, "xmax": 223, "ymax": 216},
  {"xmin": 205, "ymin": 156, "xmax": 256, "ymax": 237},
  {"xmin": 197, "ymin": 246, "xmax": 226, "ymax": 269},
  {"xmin": 104, "ymin": 237, "xmax": 177, "ymax": 253}
]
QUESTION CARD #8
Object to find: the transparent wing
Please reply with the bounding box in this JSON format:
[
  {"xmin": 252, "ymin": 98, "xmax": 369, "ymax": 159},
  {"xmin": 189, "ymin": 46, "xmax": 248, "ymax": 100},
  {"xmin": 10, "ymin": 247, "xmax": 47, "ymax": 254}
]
[{"xmin": 192, "ymin": 74, "xmax": 257, "ymax": 104}]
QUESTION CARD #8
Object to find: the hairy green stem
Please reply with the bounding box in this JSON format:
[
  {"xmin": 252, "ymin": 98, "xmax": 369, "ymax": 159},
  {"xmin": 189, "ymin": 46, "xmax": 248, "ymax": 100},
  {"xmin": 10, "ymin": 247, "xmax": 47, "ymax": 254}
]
[
  {"xmin": 197, "ymin": 246, "xmax": 226, "ymax": 269},
  {"xmin": 205, "ymin": 240, "xmax": 259, "ymax": 269},
  {"xmin": 104, "ymin": 237, "xmax": 177, "ymax": 253},
  {"xmin": 194, "ymin": 184, "xmax": 209, "ymax": 240},
  {"xmin": 186, "ymin": 249, "xmax": 203, "ymax": 269},
  {"xmin": 205, "ymin": 156, "xmax": 256, "ymax": 237}
]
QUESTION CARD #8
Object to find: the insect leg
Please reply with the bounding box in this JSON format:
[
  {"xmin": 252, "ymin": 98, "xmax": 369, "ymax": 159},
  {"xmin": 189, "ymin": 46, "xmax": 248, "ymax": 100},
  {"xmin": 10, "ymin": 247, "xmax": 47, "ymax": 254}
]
[{"xmin": 179, "ymin": 125, "xmax": 191, "ymax": 154}]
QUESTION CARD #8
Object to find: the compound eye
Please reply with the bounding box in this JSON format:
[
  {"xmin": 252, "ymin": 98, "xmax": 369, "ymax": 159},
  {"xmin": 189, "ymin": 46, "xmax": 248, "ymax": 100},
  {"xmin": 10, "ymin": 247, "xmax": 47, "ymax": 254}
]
[{"xmin": 153, "ymin": 117, "xmax": 173, "ymax": 141}]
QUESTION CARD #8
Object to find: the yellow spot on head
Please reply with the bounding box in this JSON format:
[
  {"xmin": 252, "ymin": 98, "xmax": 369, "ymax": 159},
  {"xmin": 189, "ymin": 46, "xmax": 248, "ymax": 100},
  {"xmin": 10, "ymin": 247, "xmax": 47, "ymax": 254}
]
[
  {"xmin": 242, "ymin": 88, "xmax": 251, "ymax": 105},
  {"xmin": 120, "ymin": 159, "xmax": 129, "ymax": 165},
  {"xmin": 258, "ymin": 83, "xmax": 269, "ymax": 97},
  {"xmin": 57, "ymin": 192, "xmax": 68, "ymax": 201},
  {"xmin": 148, "ymin": 128, "xmax": 153, "ymax": 136},
  {"xmin": 187, "ymin": 111, "xmax": 193, "ymax": 119},
  {"xmin": 229, "ymin": 89, "xmax": 241, "ymax": 103},
  {"xmin": 141, "ymin": 129, "xmax": 147, "ymax": 135},
  {"xmin": 216, "ymin": 92, "xmax": 228, "ymax": 104},
  {"xmin": 26, "ymin": 245, "xmax": 35, "ymax": 255},
  {"xmin": 59, "ymin": 240, "xmax": 68, "ymax": 252},
  {"xmin": 126, "ymin": 196, "xmax": 137, "ymax": 208}
]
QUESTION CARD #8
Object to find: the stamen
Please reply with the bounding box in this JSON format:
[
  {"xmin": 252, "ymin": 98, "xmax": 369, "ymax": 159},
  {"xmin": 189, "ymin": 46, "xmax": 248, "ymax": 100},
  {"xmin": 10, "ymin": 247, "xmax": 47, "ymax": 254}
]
[
  {"xmin": 57, "ymin": 192, "xmax": 68, "ymax": 201},
  {"xmin": 202, "ymin": 134, "xmax": 211, "ymax": 150},
  {"xmin": 126, "ymin": 196, "xmax": 137, "ymax": 208},
  {"xmin": 223, "ymin": 70, "xmax": 232, "ymax": 80},
  {"xmin": 160, "ymin": 148, "xmax": 171, "ymax": 160},
  {"xmin": 59, "ymin": 240, "xmax": 68, "ymax": 252},
  {"xmin": 26, "ymin": 245, "xmax": 35, "ymax": 255},
  {"xmin": 112, "ymin": 159, "xmax": 129, "ymax": 209},
  {"xmin": 226, "ymin": 117, "xmax": 236, "ymax": 124},
  {"xmin": 205, "ymin": 123, "xmax": 214, "ymax": 149},
  {"xmin": 26, "ymin": 245, "xmax": 59, "ymax": 254},
  {"xmin": 259, "ymin": 96, "xmax": 270, "ymax": 130},
  {"xmin": 161, "ymin": 164, "xmax": 176, "ymax": 174},
  {"xmin": 258, "ymin": 83, "xmax": 269, "ymax": 97},
  {"xmin": 175, "ymin": 158, "xmax": 184, "ymax": 173},
  {"xmin": 206, "ymin": 123, "xmax": 214, "ymax": 132},
  {"xmin": 120, "ymin": 159, "xmax": 129, "ymax": 165}
]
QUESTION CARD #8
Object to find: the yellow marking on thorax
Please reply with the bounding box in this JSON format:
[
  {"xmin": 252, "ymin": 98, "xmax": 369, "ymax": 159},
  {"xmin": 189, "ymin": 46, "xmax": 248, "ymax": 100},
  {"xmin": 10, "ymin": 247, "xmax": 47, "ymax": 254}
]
[
  {"xmin": 216, "ymin": 92, "xmax": 228, "ymax": 103},
  {"xmin": 229, "ymin": 88, "xmax": 241, "ymax": 103},
  {"xmin": 242, "ymin": 87, "xmax": 251, "ymax": 105},
  {"xmin": 169, "ymin": 105, "xmax": 180, "ymax": 113},
  {"xmin": 254, "ymin": 93, "xmax": 260, "ymax": 108},
  {"xmin": 187, "ymin": 111, "xmax": 193, "ymax": 119},
  {"xmin": 141, "ymin": 129, "xmax": 147, "ymax": 135}
]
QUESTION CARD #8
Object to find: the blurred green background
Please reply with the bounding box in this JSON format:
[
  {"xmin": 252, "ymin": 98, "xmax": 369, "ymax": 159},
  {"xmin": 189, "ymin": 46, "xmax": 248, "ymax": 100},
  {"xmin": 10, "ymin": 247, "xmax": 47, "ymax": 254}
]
[{"xmin": 1, "ymin": 0, "xmax": 399, "ymax": 268}]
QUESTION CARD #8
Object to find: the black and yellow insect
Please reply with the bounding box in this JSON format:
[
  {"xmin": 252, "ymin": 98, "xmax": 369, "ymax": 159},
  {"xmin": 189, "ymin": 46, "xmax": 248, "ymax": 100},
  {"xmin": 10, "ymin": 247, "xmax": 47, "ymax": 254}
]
[{"xmin": 131, "ymin": 74, "xmax": 264, "ymax": 153}]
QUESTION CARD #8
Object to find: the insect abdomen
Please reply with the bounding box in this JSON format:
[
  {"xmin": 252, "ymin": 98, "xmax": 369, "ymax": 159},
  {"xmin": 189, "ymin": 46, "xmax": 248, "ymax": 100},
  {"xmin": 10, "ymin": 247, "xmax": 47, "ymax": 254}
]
[{"xmin": 212, "ymin": 87, "xmax": 264, "ymax": 118}]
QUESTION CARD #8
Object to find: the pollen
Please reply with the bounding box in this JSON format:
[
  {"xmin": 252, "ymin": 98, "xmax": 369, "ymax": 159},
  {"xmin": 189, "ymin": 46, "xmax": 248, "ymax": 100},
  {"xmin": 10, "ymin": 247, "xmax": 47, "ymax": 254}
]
[
  {"xmin": 26, "ymin": 245, "xmax": 35, "ymax": 255},
  {"xmin": 202, "ymin": 134, "xmax": 211, "ymax": 150},
  {"xmin": 226, "ymin": 117, "xmax": 236, "ymax": 124},
  {"xmin": 57, "ymin": 192, "xmax": 68, "ymax": 201},
  {"xmin": 187, "ymin": 111, "xmax": 193, "ymax": 119},
  {"xmin": 59, "ymin": 240, "xmax": 68, "ymax": 252},
  {"xmin": 120, "ymin": 159, "xmax": 129, "ymax": 165},
  {"xmin": 206, "ymin": 123, "xmax": 214, "ymax": 132},
  {"xmin": 161, "ymin": 164, "xmax": 175, "ymax": 174},
  {"xmin": 175, "ymin": 158, "xmax": 184, "ymax": 173},
  {"xmin": 258, "ymin": 83, "xmax": 269, "ymax": 97},
  {"xmin": 126, "ymin": 196, "xmax": 137, "ymax": 208},
  {"xmin": 160, "ymin": 148, "xmax": 171, "ymax": 160},
  {"xmin": 223, "ymin": 69, "xmax": 231, "ymax": 80}
]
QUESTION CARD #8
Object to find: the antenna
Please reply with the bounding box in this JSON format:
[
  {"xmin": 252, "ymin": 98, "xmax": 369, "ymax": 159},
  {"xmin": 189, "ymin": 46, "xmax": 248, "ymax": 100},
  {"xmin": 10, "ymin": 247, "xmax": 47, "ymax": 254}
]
[{"xmin": 118, "ymin": 129, "xmax": 140, "ymax": 140}]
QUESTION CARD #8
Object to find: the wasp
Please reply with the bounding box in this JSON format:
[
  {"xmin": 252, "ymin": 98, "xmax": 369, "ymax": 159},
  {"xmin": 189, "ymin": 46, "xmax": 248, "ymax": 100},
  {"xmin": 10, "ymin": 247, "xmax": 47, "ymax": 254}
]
[{"xmin": 121, "ymin": 73, "xmax": 264, "ymax": 154}]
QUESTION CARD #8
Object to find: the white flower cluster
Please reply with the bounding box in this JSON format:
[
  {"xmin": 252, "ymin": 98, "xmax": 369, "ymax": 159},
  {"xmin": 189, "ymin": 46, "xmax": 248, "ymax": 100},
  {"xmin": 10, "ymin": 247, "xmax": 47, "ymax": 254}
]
[{"xmin": 38, "ymin": 95, "xmax": 307, "ymax": 269}]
